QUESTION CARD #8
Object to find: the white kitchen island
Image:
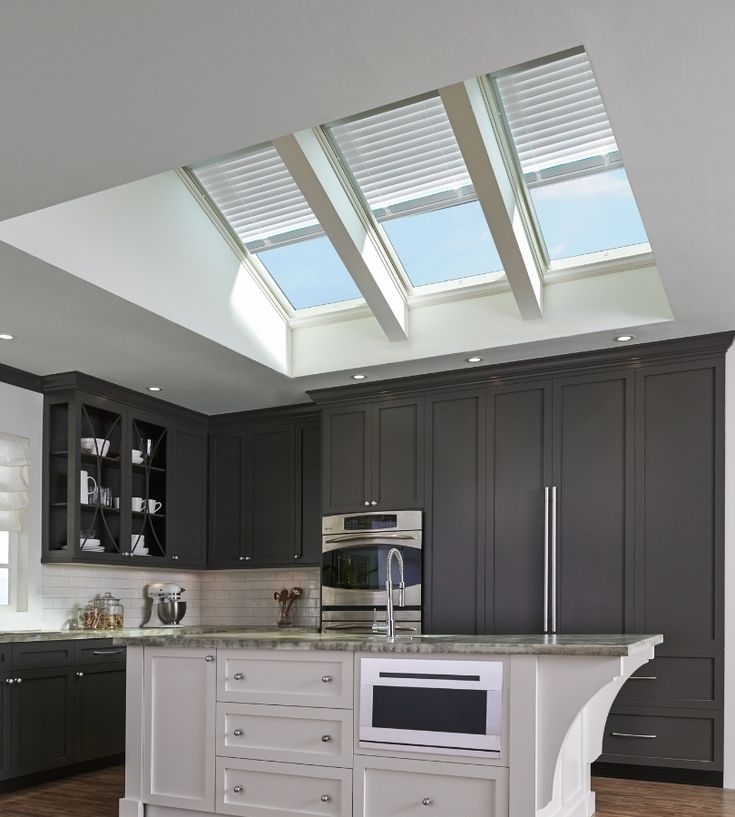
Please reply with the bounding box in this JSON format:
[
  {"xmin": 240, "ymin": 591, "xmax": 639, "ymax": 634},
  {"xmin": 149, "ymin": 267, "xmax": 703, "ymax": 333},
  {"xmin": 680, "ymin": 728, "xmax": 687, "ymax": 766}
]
[{"xmin": 115, "ymin": 631, "xmax": 662, "ymax": 817}]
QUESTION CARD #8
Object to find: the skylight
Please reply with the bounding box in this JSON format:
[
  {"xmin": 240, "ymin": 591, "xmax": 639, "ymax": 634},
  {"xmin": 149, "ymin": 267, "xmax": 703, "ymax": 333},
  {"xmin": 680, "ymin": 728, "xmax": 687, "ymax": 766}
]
[
  {"xmin": 325, "ymin": 95, "xmax": 504, "ymax": 288},
  {"xmin": 189, "ymin": 146, "xmax": 361, "ymax": 310},
  {"xmin": 492, "ymin": 49, "xmax": 649, "ymax": 263}
]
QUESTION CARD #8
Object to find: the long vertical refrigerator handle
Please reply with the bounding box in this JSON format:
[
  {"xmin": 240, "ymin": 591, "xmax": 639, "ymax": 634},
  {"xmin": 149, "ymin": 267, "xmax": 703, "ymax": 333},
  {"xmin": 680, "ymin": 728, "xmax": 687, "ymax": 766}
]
[
  {"xmin": 551, "ymin": 485, "xmax": 558, "ymax": 634},
  {"xmin": 543, "ymin": 486, "xmax": 550, "ymax": 633}
]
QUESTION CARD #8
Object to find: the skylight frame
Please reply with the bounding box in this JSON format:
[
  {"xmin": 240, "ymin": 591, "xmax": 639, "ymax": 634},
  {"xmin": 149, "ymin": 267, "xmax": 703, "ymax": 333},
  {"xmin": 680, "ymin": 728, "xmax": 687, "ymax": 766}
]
[
  {"xmin": 321, "ymin": 92, "xmax": 510, "ymax": 296},
  {"xmin": 487, "ymin": 47, "xmax": 652, "ymax": 271},
  {"xmin": 180, "ymin": 155, "xmax": 367, "ymax": 320}
]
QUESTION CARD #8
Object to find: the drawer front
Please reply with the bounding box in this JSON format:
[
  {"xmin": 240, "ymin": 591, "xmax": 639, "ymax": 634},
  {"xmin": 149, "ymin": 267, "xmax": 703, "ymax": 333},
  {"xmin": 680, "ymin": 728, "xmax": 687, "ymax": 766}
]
[
  {"xmin": 616, "ymin": 654, "xmax": 718, "ymax": 707},
  {"xmin": 217, "ymin": 650, "xmax": 353, "ymax": 708},
  {"xmin": 217, "ymin": 757, "xmax": 351, "ymax": 817},
  {"xmin": 74, "ymin": 640, "xmax": 127, "ymax": 666},
  {"xmin": 602, "ymin": 711, "xmax": 721, "ymax": 768},
  {"xmin": 355, "ymin": 756, "xmax": 508, "ymax": 817},
  {"xmin": 217, "ymin": 702, "xmax": 353, "ymax": 766},
  {"xmin": 12, "ymin": 640, "xmax": 75, "ymax": 670}
]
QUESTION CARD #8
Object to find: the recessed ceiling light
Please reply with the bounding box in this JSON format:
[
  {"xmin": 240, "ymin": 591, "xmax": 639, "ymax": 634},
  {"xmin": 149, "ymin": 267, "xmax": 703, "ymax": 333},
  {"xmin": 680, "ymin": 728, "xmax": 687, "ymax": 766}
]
[
  {"xmin": 351, "ymin": 374, "xmax": 367, "ymax": 381},
  {"xmin": 146, "ymin": 385, "xmax": 162, "ymax": 392},
  {"xmin": 614, "ymin": 334, "xmax": 635, "ymax": 343},
  {"xmin": 466, "ymin": 356, "xmax": 484, "ymax": 364},
  {"xmin": 0, "ymin": 333, "xmax": 15, "ymax": 341}
]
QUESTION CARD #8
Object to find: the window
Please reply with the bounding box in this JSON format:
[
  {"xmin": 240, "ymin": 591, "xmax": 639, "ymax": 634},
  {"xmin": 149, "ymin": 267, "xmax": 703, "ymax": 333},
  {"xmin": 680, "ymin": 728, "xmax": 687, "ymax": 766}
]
[
  {"xmin": 0, "ymin": 531, "xmax": 9, "ymax": 605},
  {"xmin": 492, "ymin": 49, "xmax": 649, "ymax": 263},
  {"xmin": 189, "ymin": 145, "xmax": 361, "ymax": 311},
  {"xmin": 325, "ymin": 94, "xmax": 504, "ymax": 288}
]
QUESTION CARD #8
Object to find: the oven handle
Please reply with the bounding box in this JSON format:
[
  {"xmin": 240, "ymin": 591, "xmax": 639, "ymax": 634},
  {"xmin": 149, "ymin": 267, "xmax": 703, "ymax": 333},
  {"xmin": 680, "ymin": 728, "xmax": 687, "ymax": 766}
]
[{"xmin": 324, "ymin": 534, "xmax": 418, "ymax": 543}]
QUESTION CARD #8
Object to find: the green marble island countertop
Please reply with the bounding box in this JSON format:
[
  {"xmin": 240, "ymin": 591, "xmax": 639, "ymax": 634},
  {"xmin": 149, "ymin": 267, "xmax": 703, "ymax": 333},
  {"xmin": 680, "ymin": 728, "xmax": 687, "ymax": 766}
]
[
  {"xmin": 0, "ymin": 625, "xmax": 317, "ymax": 644},
  {"xmin": 113, "ymin": 630, "xmax": 663, "ymax": 656}
]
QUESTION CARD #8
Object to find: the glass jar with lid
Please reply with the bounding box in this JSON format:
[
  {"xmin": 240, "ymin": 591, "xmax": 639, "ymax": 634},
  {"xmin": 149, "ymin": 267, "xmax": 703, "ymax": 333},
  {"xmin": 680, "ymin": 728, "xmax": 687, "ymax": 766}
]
[
  {"xmin": 78, "ymin": 600, "xmax": 104, "ymax": 630},
  {"xmin": 101, "ymin": 592, "xmax": 124, "ymax": 630}
]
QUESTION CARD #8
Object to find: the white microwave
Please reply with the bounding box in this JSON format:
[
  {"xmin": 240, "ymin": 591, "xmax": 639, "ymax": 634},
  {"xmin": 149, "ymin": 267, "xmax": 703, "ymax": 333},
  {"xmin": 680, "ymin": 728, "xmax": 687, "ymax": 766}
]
[{"xmin": 359, "ymin": 657, "xmax": 503, "ymax": 756}]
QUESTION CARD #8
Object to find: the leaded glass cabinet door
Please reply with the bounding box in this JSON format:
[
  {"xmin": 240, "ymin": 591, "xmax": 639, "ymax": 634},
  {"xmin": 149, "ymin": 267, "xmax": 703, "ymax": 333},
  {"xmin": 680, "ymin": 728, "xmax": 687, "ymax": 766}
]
[{"xmin": 130, "ymin": 415, "xmax": 168, "ymax": 561}]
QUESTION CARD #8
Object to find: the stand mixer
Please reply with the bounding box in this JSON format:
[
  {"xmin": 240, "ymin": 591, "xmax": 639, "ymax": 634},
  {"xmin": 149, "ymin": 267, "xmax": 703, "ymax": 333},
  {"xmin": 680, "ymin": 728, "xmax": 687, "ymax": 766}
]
[{"xmin": 144, "ymin": 582, "xmax": 187, "ymax": 627}]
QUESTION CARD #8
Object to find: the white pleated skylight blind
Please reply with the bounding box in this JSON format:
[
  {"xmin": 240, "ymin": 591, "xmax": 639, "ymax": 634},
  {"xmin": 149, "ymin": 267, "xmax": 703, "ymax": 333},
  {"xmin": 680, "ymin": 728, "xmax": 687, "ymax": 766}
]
[
  {"xmin": 191, "ymin": 145, "xmax": 321, "ymax": 250},
  {"xmin": 494, "ymin": 51, "xmax": 620, "ymax": 178},
  {"xmin": 327, "ymin": 95, "xmax": 475, "ymax": 218}
]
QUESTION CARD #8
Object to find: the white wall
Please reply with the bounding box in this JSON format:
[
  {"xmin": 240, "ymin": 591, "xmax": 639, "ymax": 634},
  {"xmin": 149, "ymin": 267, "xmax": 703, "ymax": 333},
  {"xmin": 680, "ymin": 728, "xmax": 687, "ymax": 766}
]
[{"xmin": 724, "ymin": 348, "xmax": 735, "ymax": 788}]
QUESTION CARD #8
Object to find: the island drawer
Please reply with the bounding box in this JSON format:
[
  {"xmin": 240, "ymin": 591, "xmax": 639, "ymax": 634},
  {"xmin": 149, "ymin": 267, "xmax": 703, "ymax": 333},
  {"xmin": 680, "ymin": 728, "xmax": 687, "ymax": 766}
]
[
  {"xmin": 614, "ymin": 653, "xmax": 720, "ymax": 708},
  {"xmin": 354, "ymin": 756, "xmax": 508, "ymax": 817},
  {"xmin": 217, "ymin": 650, "xmax": 353, "ymax": 708},
  {"xmin": 216, "ymin": 702, "xmax": 353, "ymax": 766},
  {"xmin": 601, "ymin": 709, "xmax": 722, "ymax": 769},
  {"xmin": 217, "ymin": 757, "xmax": 351, "ymax": 817}
]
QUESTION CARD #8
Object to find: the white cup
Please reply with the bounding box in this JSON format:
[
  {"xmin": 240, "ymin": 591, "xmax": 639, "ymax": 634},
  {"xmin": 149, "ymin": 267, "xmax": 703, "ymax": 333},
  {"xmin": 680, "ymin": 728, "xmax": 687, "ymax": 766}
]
[
  {"xmin": 131, "ymin": 497, "xmax": 146, "ymax": 513},
  {"xmin": 131, "ymin": 449, "xmax": 144, "ymax": 465},
  {"xmin": 113, "ymin": 497, "xmax": 121, "ymax": 510},
  {"xmin": 80, "ymin": 471, "xmax": 97, "ymax": 505},
  {"xmin": 148, "ymin": 499, "xmax": 163, "ymax": 515}
]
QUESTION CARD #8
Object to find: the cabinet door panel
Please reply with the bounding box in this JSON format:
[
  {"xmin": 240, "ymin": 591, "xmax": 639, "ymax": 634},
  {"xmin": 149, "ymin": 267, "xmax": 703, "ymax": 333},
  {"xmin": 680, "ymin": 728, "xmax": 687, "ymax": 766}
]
[
  {"xmin": 426, "ymin": 392, "xmax": 484, "ymax": 634},
  {"xmin": 208, "ymin": 433, "xmax": 244, "ymax": 565},
  {"xmin": 487, "ymin": 384, "xmax": 551, "ymax": 634},
  {"xmin": 636, "ymin": 363, "xmax": 722, "ymax": 647},
  {"xmin": 553, "ymin": 373, "xmax": 633, "ymax": 634},
  {"xmin": 0, "ymin": 672, "xmax": 10, "ymax": 781},
  {"xmin": 168, "ymin": 425, "xmax": 207, "ymax": 566},
  {"xmin": 12, "ymin": 667, "xmax": 74, "ymax": 776},
  {"xmin": 247, "ymin": 426, "xmax": 296, "ymax": 564},
  {"xmin": 373, "ymin": 399, "xmax": 424, "ymax": 510},
  {"xmin": 323, "ymin": 406, "xmax": 371, "ymax": 513},
  {"xmin": 74, "ymin": 664, "xmax": 126, "ymax": 761},
  {"xmin": 299, "ymin": 421, "xmax": 322, "ymax": 563}
]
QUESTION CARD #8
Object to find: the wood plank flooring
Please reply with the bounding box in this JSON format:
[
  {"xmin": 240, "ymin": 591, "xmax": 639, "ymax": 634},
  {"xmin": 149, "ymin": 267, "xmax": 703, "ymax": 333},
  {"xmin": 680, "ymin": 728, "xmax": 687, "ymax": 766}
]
[{"xmin": 0, "ymin": 766, "xmax": 734, "ymax": 816}]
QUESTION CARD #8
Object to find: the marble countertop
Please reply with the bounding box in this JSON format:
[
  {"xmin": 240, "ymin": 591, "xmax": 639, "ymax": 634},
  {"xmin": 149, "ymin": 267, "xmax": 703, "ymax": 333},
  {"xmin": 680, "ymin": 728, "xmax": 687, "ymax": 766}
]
[
  {"xmin": 113, "ymin": 630, "xmax": 663, "ymax": 656},
  {"xmin": 0, "ymin": 625, "xmax": 316, "ymax": 644}
]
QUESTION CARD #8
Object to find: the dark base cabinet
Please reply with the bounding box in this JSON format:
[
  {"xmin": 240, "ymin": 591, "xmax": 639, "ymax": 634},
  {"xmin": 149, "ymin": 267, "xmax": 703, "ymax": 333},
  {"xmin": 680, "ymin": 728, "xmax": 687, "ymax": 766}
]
[{"xmin": 0, "ymin": 640, "xmax": 125, "ymax": 785}]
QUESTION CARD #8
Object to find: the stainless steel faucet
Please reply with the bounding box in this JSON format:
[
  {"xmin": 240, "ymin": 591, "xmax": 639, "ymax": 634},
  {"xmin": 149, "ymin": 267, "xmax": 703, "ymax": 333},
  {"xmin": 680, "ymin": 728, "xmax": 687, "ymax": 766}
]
[{"xmin": 385, "ymin": 547, "xmax": 406, "ymax": 640}]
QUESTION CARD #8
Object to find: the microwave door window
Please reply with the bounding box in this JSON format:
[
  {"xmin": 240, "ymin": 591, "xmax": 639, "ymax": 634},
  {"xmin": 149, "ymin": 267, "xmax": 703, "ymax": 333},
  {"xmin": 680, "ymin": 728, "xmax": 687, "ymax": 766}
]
[
  {"xmin": 372, "ymin": 686, "xmax": 488, "ymax": 735},
  {"xmin": 322, "ymin": 545, "xmax": 421, "ymax": 591}
]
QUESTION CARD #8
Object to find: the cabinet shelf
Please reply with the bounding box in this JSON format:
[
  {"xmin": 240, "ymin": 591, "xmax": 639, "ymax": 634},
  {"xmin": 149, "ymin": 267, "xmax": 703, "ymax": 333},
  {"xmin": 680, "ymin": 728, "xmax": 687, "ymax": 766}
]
[
  {"xmin": 51, "ymin": 450, "xmax": 121, "ymax": 465},
  {"xmin": 132, "ymin": 462, "xmax": 166, "ymax": 473},
  {"xmin": 132, "ymin": 511, "xmax": 166, "ymax": 519}
]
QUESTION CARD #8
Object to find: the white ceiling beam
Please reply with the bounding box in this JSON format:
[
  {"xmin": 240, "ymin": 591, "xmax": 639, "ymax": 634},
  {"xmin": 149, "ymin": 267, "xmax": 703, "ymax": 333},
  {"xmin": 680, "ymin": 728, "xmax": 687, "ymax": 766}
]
[
  {"xmin": 274, "ymin": 130, "xmax": 408, "ymax": 342},
  {"xmin": 440, "ymin": 79, "xmax": 543, "ymax": 320}
]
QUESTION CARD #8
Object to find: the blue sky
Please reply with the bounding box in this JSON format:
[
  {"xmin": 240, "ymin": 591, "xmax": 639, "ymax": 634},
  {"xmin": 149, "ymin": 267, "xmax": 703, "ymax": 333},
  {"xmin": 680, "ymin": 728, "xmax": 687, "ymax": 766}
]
[{"xmin": 257, "ymin": 168, "xmax": 649, "ymax": 309}]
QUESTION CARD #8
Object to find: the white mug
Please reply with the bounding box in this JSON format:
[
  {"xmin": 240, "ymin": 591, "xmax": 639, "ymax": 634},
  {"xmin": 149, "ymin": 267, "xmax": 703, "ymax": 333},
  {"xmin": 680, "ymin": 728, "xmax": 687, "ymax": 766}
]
[
  {"xmin": 131, "ymin": 497, "xmax": 146, "ymax": 513},
  {"xmin": 113, "ymin": 497, "xmax": 121, "ymax": 510},
  {"xmin": 148, "ymin": 499, "xmax": 163, "ymax": 515},
  {"xmin": 80, "ymin": 471, "xmax": 97, "ymax": 505}
]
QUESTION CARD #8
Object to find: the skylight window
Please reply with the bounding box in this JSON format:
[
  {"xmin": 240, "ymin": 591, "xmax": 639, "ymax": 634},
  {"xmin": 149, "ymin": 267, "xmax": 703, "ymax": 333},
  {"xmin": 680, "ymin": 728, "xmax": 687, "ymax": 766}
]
[
  {"xmin": 189, "ymin": 146, "xmax": 361, "ymax": 310},
  {"xmin": 325, "ymin": 95, "xmax": 504, "ymax": 288},
  {"xmin": 492, "ymin": 50, "xmax": 649, "ymax": 263}
]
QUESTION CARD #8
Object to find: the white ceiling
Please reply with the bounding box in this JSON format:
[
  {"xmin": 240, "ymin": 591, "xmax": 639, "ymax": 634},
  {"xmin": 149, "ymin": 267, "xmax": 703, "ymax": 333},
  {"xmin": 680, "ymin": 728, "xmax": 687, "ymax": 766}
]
[{"xmin": 0, "ymin": 1, "xmax": 734, "ymax": 413}]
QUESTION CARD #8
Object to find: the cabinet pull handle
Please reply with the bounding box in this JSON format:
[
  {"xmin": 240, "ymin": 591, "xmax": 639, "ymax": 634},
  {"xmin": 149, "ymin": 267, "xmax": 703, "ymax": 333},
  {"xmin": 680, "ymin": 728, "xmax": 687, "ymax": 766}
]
[
  {"xmin": 92, "ymin": 649, "xmax": 124, "ymax": 656},
  {"xmin": 204, "ymin": 655, "xmax": 215, "ymax": 663},
  {"xmin": 233, "ymin": 785, "xmax": 243, "ymax": 793},
  {"xmin": 543, "ymin": 486, "xmax": 549, "ymax": 633},
  {"xmin": 75, "ymin": 671, "xmax": 84, "ymax": 678},
  {"xmin": 321, "ymin": 734, "xmax": 332, "ymax": 742},
  {"xmin": 630, "ymin": 675, "xmax": 658, "ymax": 681},
  {"xmin": 321, "ymin": 675, "xmax": 332, "ymax": 683},
  {"xmin": 610, "ymin": 732, "xmax": 657, "ymax": 739},
  {"xmin": 321, "ymin": 794, "xmax": 331, "ymax": 802},
  {"xmin": 233, "ymin": 729, "xmax": 244, "ymax": 737},
  {"xmin": 422, "ymin": 797, "xmax": 433, "ymax": 806},
  {"xmin": 233, "ymin": 672, "xmax": 244, "ymax": 681}
]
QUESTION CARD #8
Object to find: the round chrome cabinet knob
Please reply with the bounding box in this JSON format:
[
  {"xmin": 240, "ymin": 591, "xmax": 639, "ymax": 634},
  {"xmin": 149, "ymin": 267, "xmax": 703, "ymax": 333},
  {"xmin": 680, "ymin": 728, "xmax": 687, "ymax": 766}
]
[
  {"xmin": 321, "ymin": 675, "xmax": 332, "ymax": 683},
  {"xmin": 363, "ymin": 500, "xmax": 370, "ymax": 506},
  {"xmin": 204, "ymin": 655, "xmax": 215, "ymax": 663},
  {"xmin": 75, "ymin": 671, "xmax": 84, "ymax": 678},
  {"xmin": 233, "ymin": 785, "xmax": 243, "ymax": 794},
  {"xmin": 4, "ymin": 678, "xmax": 13, "ymax": 685},
  {"xmin": 233, "ymin": 672, "xmax": 244, "ymax": 680},
  {"xmin": 233, "ymin": 729, "xmax": 243, "ymax": 737},
  {"xmin": 14, "ymin": 677, "xmax": 22, "ymax": 684},
  {"xmin": 370, "ymin": 500, "xmax": 378, "ymax": 506},
  {"xmin": 172, "ymin": 555, "xmax": 179, "ymax": 560},
  {"xmin": 422, "ymin": 797, "xmax": 433, "ymax": 806},
  {"xmin": 321, "ymin": 734, "xmax": 332, "ymax": 742},
  {"xmin": 321, "ymin": 794, "xmax": 331, "ymax": 802},
  {"xmin": 239, "ymin": 556, "xmax": 245, "ymax": 561}
]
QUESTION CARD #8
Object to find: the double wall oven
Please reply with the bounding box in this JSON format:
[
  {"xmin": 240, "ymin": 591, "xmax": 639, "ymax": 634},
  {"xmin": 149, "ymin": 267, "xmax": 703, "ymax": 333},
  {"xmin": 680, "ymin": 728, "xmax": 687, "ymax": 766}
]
[{"xmin": 321, "ymin": 510, "xmax": 422, "ymax": 634}]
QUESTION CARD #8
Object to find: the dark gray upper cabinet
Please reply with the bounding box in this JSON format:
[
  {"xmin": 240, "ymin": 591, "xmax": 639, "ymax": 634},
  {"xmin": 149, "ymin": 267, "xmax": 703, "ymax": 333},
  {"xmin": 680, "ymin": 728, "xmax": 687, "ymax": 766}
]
[
  {"xmin": 208, "ymin": 409, "xmax": 322, "ymax": 568},
  {"xmin": 322, "ymin": 398, "xmax": 424, "ymax": 514},
  {"xmin": 167, "ymin": 424, "xmax": 208, "ymax": 567}
]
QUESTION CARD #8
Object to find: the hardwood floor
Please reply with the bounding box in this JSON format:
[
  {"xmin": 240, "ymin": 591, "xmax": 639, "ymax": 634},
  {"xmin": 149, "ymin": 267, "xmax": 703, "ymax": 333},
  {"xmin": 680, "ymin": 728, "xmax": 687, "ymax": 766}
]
[{"xmin": 0, "ymin": 767, "xmax": 734, "ymax": 816}]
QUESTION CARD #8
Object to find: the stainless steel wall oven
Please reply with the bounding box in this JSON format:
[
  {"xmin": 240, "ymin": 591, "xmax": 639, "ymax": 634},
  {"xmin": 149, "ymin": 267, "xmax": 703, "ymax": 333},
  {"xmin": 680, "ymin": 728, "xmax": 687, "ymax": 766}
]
[{"xmin": 321, "ymin": 510, "xmax": 422, "ymax": 634}]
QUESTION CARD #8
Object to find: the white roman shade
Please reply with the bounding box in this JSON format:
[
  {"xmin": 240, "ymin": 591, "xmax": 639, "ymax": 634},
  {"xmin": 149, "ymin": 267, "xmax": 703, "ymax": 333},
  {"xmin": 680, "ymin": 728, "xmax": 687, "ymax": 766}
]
[
  {"xmin": 327, "ymin": 95, "xmax": 475, "ymax": 218},
  {"xmin": 0, "ymin": 432, "xmax": 30, "ymax": 532},
  {"xmin": 494, "ymin": 50, "xmax": 621, "ymax": 180},
  {"xmin": 190, "ymin": 145, "xmax": 321, "ymax": 251}
]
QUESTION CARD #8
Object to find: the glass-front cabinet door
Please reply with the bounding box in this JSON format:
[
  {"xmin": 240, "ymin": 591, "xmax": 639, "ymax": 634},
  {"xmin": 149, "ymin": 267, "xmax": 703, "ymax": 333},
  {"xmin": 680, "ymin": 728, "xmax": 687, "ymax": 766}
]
[{"xmin": 129, "ymin": 415, "xmax": 168, "ymax": 563}]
